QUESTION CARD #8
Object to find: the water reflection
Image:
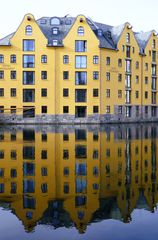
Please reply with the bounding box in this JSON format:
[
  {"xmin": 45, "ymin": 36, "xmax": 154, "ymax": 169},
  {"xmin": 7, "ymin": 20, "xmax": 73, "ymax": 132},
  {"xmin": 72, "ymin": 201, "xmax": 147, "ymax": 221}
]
[{"xmin": 0, "ymin": 124, "xmax": 157, "ymax": 234}]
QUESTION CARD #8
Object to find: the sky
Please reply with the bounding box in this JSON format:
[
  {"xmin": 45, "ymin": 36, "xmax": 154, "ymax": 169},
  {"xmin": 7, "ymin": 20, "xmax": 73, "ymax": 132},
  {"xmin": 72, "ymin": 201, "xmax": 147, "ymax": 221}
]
[{"xmin": 0, "ymin": 0, "xmax": 158, "ymax": 37}]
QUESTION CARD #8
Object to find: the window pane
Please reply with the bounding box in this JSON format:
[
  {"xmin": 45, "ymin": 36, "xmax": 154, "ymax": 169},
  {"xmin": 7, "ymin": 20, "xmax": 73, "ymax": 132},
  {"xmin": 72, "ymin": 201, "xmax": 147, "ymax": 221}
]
[{"xmin": 23, "ymin": 40, "xmax": 35, "ymax": 51}]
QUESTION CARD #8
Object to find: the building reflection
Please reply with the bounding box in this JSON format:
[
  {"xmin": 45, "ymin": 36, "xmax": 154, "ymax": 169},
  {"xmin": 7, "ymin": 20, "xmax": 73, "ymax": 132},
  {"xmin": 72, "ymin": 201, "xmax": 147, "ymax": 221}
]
[{"xmin": 0, "ymin": 125, "xmax": 157, "ymax": 233}]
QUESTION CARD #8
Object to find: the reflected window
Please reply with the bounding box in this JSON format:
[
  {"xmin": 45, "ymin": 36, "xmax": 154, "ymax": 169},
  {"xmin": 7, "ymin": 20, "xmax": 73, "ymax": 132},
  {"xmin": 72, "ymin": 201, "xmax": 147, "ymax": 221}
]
[
  {"xmin": 93, "ymin": 150, "xmax": 98, "ymax": 159},
  {"xmin": 41, "ymin": 167, "xmax": 48, "ymax": 176},
  {"xmin": 63, "ymin": 149, "xmax": 69, "ymax": 159},
  {"xmin": 76, "ymin": 179, "xmax": 87, "ymax": 193},
  {"xmin": 63, "ymin": 134, "xmax": 69, "ymax": 141},
  {"xmin": 23, "ymin": 129, "xmax": 35, "ymax": 141},
  {"xmin": 23, "ymin": 146, "xmax": 35, "ymax": 159},
  {"xmin": 0, "ymin": 150, "xmax": 4, "ymax": 159},
  {"xmin": 93, "ymin": 166, "xmax": 99, "ymax": 176},
  {"xmin": 93, "ymin": 183, "xmax": 99, "ymax": 190},
  {"xmin": 93, "ymin": 132, "xmax": 99, "ymax": 141},
  {"xmin": 0, "ymin": 183, "xmax": 4, "ymax": 193},
  {"xmin": 11, "ymin": 169, "xmax": 17, "ymax": 178},
  {"xmin": 75, "ymin": 129, "xmax": 87, "ymax": 141},
  {"xmin": 23, "ymin": 196, "xmax": 36, "ymax": 209},
  {"xmin": 41, "ymin": 150, "xmax": 47, "ymax": 159},
  {"xmin": 75, "ymin": 196, "xmax": 86, "ymax": 207},
  {"xmin": 0, "ymin": 168, "xmax": 4, "ymax": 177},
  {"xmin": 75, "ymin": 145, "xmax": 87, "ymax": 158},
  {"xmin": 78, "ymin": 211, "xmax": 84, "ymax": 220},
  {"xmin": 63, "ymin": 167, "xmax": 69, "ymax": 176},
  {"xmin": 41, "ymin": 133, "xmax": 47, "ymax": 142},
  {"xmin": 11, "ymin": 133, "xmax": 16, "ymax": 141},
  {"xmin": 23, "ymin": 180, "xmax": 35, "ymax": 193},
  {"xmin": 41, "ymin": 183, "xmax": 47, "ymax": 193},
  {"xmin": 23, "ymin": 163, "xmax": 35, "ymax": 176},
  {"xmin": 75, "ymin": 163, "xmax": 87, "ymax": 176},
  {"xmin": 64, "ymin": 182, "xmax": 69, "ymax": 194},
  {"xmin": 105, "ymin": 164, "xmax": 110, "ymax": 174},
  {"xmin": 11, "ymin": 182, "xmax": 17, "ymax": 194},
  {"xmin": 26, "ymin": 211, "xmax": 33, "ymax": 220}
]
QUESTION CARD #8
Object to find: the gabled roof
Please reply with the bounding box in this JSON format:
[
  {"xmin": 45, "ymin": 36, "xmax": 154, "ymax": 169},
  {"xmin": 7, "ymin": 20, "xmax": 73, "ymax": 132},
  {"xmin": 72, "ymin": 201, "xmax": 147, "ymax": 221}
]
[
  {"xmin": 0, "ymin": 32, "xmax": 14, "ymax": 45},
  {"xmin": 134, "ymin": 31, "xmax": 153, "ymax": 54}
]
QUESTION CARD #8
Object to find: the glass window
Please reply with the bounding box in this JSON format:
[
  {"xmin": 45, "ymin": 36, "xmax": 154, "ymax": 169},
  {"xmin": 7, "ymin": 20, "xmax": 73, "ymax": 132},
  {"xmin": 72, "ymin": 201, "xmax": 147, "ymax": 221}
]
[
  {"xmin": 52, "ymin": 27, "xmax": 59, "ymax": 35},
  {"xmin": 63, "ymin": 71, "xmax": 69, "ymax": 80},
  {"xmin": 125, "ymin": 60, "xmax": 131, "ymax": 73},
  {"xmin": 75, "ymin": 56, "xmax": 87, "ymax": 68},
  {"xmin": 41, "ymin": 106, "xmax": 47, "ymax": 113},
  {"xmin": 75, "ymin": 145, "xmax": 87, "ymax": 158},
  {"xmin": 93, "ymin": 55, "xmax": 99, "ymax": 64},
  {"xmin": 106, "ymin": 106, "xmax": 110, "ymax": 113},
  {"xmin": 50, "ymin": 17, "xmax": 60, "ymax": 25},
  {"xmin": 78, "ymin": 26, "xmax": 84, "ymax": 36},
  {"xmin": 63, "ymin": 55, "xmax": 69, "ymax": 64},
  {"xmin": 0, "ymin": 55, "xmax": 4, "ymax": 63},
  {"xmin": 10, "ymin": 88, "xmax": 16, "ymax": 97},
  {"xmin": 106, "ymin": 57, "xmax": 110, "ymax": 65},
  {"xmin": 106, "ymin": 89, "xmax": 110, "ymax": 98},
  {"xmin": 23, "ymin": 71, "xmax": 35, "ymax": 84},
  {"xmin": 75, "ymin": 129, "xmax": 87, "ymax": 141},
  {"xmin": 11, "ymin": 71, "xmax": 16, "ymax": 79},
  {"xmin": 23, "ymin": 180, "xmax": 35, "ymax": 193},
  {"xmin": 0, "ymin": 88, "xmax": 4, "ymax": 97},
  {"xmin": 23, "ymin": 89, "xmax": 35, "ymax": 102},
  {"xmin": 93, "ymin": 71, "xmax": 99, "ymax": 80},
  {"xmin": 0, "ymin": 71, "xmax": 4, "ymax": 79},
  {"xmin": 23, "ymin": 40, "xmax": 35, "ymax": 51},
  {"xmin": 52, "ymin": 40, "xmax": 58, "ymax": 46},
  {"xmin": 75, "ymin": 40, "xmax": 87, "ymax": 52},
  {"xmin": 118, "ymin": 59, "xmax": 122, "ymax": 67},
  {"xmin": 41, "ymin": 71, "xmax": 47, "ymax": 79},
  {"xmin": 11, "ymin": 106, "xmax": 16, "ymax": 114},
  {"xmin": 25, "ymin": 25, "xmax": 32, "ymax": 35},
  {"xmin": 106, "ymin": 72, "xmax": 110, "ymax": 81},
  {"xmin": 63, "ymin": 106, "xmax": 69, "ymax": 113},
  {"xmin": 126, "ymin": 33, "xmax": 130, "ymax": 43},
  {"xmin": 93, "ymin": 89, "xmax": 99, "ymax": 97},
  {"xmin": 41, "ymin": 88, "xmax": 47, "ymax": 97},
  {"xmin": 23, "ymin": 163, "xmax": 35, "ymax": 176},
  {"xmin": 126, "ymin": 46, "xmax": 131, "ymax": 58},
  {"xmin": 10, "ymin": 55, "xmax": 16, "ymax": 63},
  {"xmin": 23, "ymin": 55, "xmax": 35, "ymax": 68},
  {"xmin": 41, "ymin": 183, "xmax": 47, "ymax": 193},
  {"xmin": 75, "ymin": 72, "xmax": 87, "ymax": 85},
  {"xmin": 93, "ymin": 106, "xmax": 99, "ymax": 113},
  {"xmin": 41, "ymin": 55, "xmax": 47, "ymax": 63},
  {"xmin": 41, "ymin": 167, "xmax": 48, "ymax": 176},
  {"xmin": 23, "ymin": 146, "xmax": 35, "ymax": 159},
  {"xmin": 63, "ymin": 88, "xmax": 69, "ymax": 97},
  {"xmin": 75, "ymin": 89, "xmax": 87, "ymax": 102}
]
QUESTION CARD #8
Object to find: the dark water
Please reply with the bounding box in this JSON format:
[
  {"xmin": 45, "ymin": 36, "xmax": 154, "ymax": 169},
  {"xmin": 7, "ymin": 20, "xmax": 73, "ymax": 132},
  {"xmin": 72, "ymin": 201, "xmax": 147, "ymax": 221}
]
[{"xmin": 0, "ymin": 124, "xmax": 158, "ymax": 240}]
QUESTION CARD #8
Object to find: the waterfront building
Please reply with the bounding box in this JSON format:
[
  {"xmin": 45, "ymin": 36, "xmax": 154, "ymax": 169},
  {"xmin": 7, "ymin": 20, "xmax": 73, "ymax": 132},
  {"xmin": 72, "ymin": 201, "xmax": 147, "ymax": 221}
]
[{"xmin": 0, "ymin": 14, "xmax": 158, "ymax": 123}]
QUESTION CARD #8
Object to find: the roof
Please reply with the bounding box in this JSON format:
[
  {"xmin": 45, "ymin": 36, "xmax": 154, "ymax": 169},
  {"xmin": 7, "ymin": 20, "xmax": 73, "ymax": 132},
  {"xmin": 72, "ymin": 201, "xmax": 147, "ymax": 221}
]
[{"xmin": 0, "ymin": 14, "xmax": 155, "ymax": 52}]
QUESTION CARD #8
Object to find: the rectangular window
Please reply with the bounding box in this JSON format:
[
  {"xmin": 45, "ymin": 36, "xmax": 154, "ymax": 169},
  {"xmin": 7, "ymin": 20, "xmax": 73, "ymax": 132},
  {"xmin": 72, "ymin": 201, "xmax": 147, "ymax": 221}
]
[
  {"xmin": 106, "ymin": 89, "xmax": 110, "ymax": 98},
  {"xmin": 63, "ymin": 88, "xmax": 69, "ymax": 97},
  {"xmin": 23, "ymin": 71, "xmax": 35, "ymax": 84},
  {"xmin": 23, "ymin": 89, "xmax": 35, "ymax": 102},
  {"xmin": 75, "ymin": 40, "xmax": 87, "ymax": 52},
  {"xmin": 75, "ymin": 56, "xmax": 87, "ymax": 68},
  {"xmin": 118, "ymin": 106, "xmax": 122, "ymax": 114},
  {"xmin": 63, "ymin": 71, "xmax": 69, "ymax": 80},
  {"xmin": 41, "ymin": 106, "xmax": 47, "ymax": 113},
  {"xmin": 41, "ymin": 55, "xmax": 47, "ymax": 63},
  {"xmin": 145, "ymin": 63, "xmax": 148, "ymax": 71},
  {"xmin": 75, "ymin": 106, "xmax": 87, "ymax": 118},
  {"xmin": 118, "ymin": 90, "xmax": 122, "ymax": 98},
  {"xmin": 75, "ymin": 145, "xmax": 87, "ymax": 158},
  {"xmin": 41, "ymin": 88, "xmax": 47, "ymax": 97},
  {"xmin": 0, "ymin": 55, "xmax": 4, "ymax": 63},
  {"xmin": 11, "ymin": 106, "xmax": 16, "ymax": 114},
  {"xmin": 106, "ymin": 57, "xmax": 110, "ymax": 65},
  {"xmin": 63, "ymin": 106, "xmax": 69, "ymax": 113},
  {"xmin": 23, "ymin": 55, "xmax": 35, "ymax": 68},
  {"xmin": 118, "ymin": 74, "xmax": 122, "ymax": 82},
  {"xmin": 0, "ymin": 71, "xmax": 4, "ymax": 79},
  {"xmin": 93, "ymin": 55, "xmax": 99, "ymax": 64},
  {"xmin": 126, "ymin": 46, "xmax": 131, "ymax": 58},
  {"xmin": 106, "ymin": 72, "xmax": 110, "ymax": 81},
  {"xmin": 135, "ymin": 91, "xmax": 139, "ymax": 98},
  {"xmin": 41, "ymin": 71, "xmax": 47, "ymax": 80},
  {"xmin": 93, "ymin": 71, "xmax": 99, "ymax": 80},
  {"xmin": 11, "ymin": 88, "xmax": 16, "ymax": 97},
  {"xmin": 125, "ymin": 60, "xmax": 131, "ymax": 73},
  {"xmin": 75, "ymin": 89, "xmax": 87, "ymax": 102},
  {"xmin": 118, "ymin": 59, "xmax": 122, "ymax": 67},
  {"xmin": 10, "ymin": 55, "xmax": 16, "ymax": 63},
  {"xmin": 23, "ymin": 40, "xmax": 35, "ymax": 51},
  {"xmin": 145, "ymin": 91, "xmax": 148, "ymax": 99},
  {"xmin": 145, "ymin": 76, "xmax": 148, "ymax": 84},
  {"xmin": 63, "ymin": 55, "xmax": 69, "ymax": 64},
  {"xmin": 93, "ymin": 106, "xmax": 99, "ymax": 113},
  {"xmin": 125, "ymin": 75, "xmax": 131, "ymax": 88},
  {"xmin": 93, "ymin": 89, "xmax": 99, "ymax": 97},
  {"xmin": 0, "ymin": 89, "xmax": 4, "ymax": 97},
  {"xmin": 106, "ymin": 106, "xmax": 110, "ymax": 113},
  {"xmin": 152, "ymin": 77, "xmax": 156, "ymax": 90},
  {"xmin": 11, "ymin": 71, "xmax": 16, "ymax": 80},
  {"xmin": 75, "ymin": 72, "xmax": 87, "ymax": 85},
  {"xmin": 125, "ymin": 90, "xmax": 131, "ymax": 103},
  {"xmin": 136, "ymin": 75, "xmax": 139, "ymax": 84}
]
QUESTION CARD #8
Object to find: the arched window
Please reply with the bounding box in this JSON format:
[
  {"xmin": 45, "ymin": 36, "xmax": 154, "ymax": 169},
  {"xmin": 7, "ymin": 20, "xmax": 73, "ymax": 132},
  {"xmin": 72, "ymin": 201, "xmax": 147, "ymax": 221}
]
[
  {"xmin": 50, "ymin": 17, "xmax": 60, "ymax": 25},
  {"xmin": 126, "ymin": 33, "xmax": 130, "ymax": 43},
  {"xmin": 78, "ymin": 26, "xmax": 84, "ymax": 36},
  {"xmin": 25, "ymin": 25, "xmax": 32, "ymax": 35}
]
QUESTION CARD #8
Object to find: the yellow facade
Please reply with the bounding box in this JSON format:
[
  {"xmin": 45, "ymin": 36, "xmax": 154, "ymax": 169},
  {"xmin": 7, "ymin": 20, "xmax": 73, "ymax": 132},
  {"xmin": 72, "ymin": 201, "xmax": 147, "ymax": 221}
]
[{"xmin": 0, "ymin": 13, "xmax": 158, "ymax": 123}]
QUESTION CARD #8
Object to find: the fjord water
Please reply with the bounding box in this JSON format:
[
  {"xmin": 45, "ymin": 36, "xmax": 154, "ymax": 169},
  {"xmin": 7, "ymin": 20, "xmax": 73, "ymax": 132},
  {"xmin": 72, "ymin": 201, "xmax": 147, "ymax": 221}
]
[{"xmin": 0, "ymin": 124, "xmax": 158, "ymax": 240}]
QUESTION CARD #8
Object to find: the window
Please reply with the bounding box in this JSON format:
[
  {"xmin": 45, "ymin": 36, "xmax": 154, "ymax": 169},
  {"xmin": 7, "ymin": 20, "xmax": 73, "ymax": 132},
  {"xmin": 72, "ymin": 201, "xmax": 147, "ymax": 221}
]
[
  {"xmin": 23, "ymin": 55, "xmax": 35, "ymax": 68},
  {"xmin": 145, "ymin": 91, "xmax": 148, "ymax": 99},
  {"xmin": 93, "ymin": 106, "xmax": 99, "ymax": 113},
  {"xmin": 136, "ymin": 75, "xmax": 139, "ymax": 84},
  {"xmin": 0, "ymin": 89, "xmax": 4, "ymax": 97},
  {"xmin": 23, "ymin": 146, "xmax": 35, "ymax": 159},
  {"xmin": 63, "ymin": 88, "xmax": 69, "ymax": 97},
  {"xmin": 50, "ymin": 17, "xmax": 60, "ymax": 25},
  {"xmin": 63, "ymin": 167, "xmax": 69, "ymax": 176},
  {"xmin": 52, "ymin": 27, "xmax": 59, "ymax": 35},
  {"xmin": 125, "ymin": 75, "xmax": 131, "ymax": 88},
  {"xmin": 75, "ymin": 145, "xmax": 87, "ymax": 158},
  {"xmin": 118, "ymin": 106, "xmax": 122, "ymax": 114},
  {"xmin": 10, "ymin": 54, "xmax": 16, "ymax": 63},
  {"xmin": 136, "ymin": 61, "xmax": 139, "ymax": 69},
  {"xmin": 63, "ymin": 106, "xmax": 69, "ymax": 113},
  {"xmin": 41, "ymin": 55, "xmax": 47, "ymax": 63},
  {"xmin": 63, "ymin": 134, "xmax": 69, "ymax": 141},
  {"xmin": 0, "ymin": 150, "xmax": 4, "ymax": 159},
  {"xmin": 106, "ymin": 89, "xmax": 110, "ymax": 98},
  {"xmin": 132, "ymin": 47, "xmax": 135, "ymax": 53},
  {"xmin": 93, "ymin": 89, "xmax": 99, "ymax": 97},
  {"xmin": 63, "ymin": 149, "xmax": 69, "ymax": 159},
  {"xmin": 63, "ymin": 71, "xmax": 69, "ymax": 80},
  {"xmin": 0, "ymin": 71, "xmax": 4, "ymax": 79},
  {"xmin": 118, "ymin": 90, "xmax": 122, "ymax": 98},
  {"xmin": 23, "ymin": 107, "xmax": 35, "ymax": 118},
  {"xmin": 11, "ymin": 106, "xmax": 16, "ymax": 114},
  {"xmin": 41, "ymin": 167, "xmax": 48, "ymax": 176},
  {"xmin": 152, "ymin": 39, "xmax": 156, "ymax": 49},
  {"xmin": 41, "ymin": 106, "xmax": 47, "ymax": 113},
  {"xmin": 64, "ymin": 183, "xmax": 69, "ymax": 194},
  {"xmin": 75, "ymin": 106, "xmax": 87, "ymax": 118},
  {"xmin": 11, "ymin": 88, "xmax": 16, "ymax": 97},
  {"xmin": 126, "ymin": 33, "xmax": 130, "ymax": 43},
  {"xmin": 97, "ymin": 29, "xmax": 103, "ymax": 36},
  {"xmin": 135, "ymin": 91, "xmax": 139, "ymax": 98},
  {"xmin": 126, "ymin": 46, "xmax": 131, "ymax": 58},
  {"xmin": 145, "ymin": 63, "xmax": 148, "ymax": 70},
  {"xmin": 106, "ymin": 106, "xmax": 110, "ymax": 113},
  {"xmin": 75, "ymin": 89, "xmax": 87, "ymax": 102},
  {"xmin": 106, "ymin": 57, "xmax": 110, "ymax": 65},
  {"xmin": 125, "ymin": 106, "xmax": 131, "ymax": 117},
  {"xmin": 118, "ymin": 59, "xmax": 122, "ymax": 67},
  {"xmin": 11, "ymin": 169, "xmax": 17, "ymax": 178},
  {"xmin": 75, "ymin": 72, "xmax": 87, "ymax": 85},
  {"xmin": 78, "ymin": 26, "xmax": 84, "ymax": 36},
  {"xmin": 0, "ymin": 55, "xmax": 4, "ymax": 63},
  {"xmin": 106, "ymin": 72, "xmax": 110, "ymax": 81},
  {"xmin": 52, "ymin": 40, "xmax": 58, "ymax": 46},
  {"xmin": 25, "ymin": 25, "xmax": 32, "ymax": 35},
  {"xmin": 23, "ymin": 71, "xmax": 35, "ymax": 84},
  {"xmin": 63, "ymin": 55, "xmax": 69, "ymax": 64},
  {"xmin": 125, "ymin": 90, "xmax": 131, "ymax": 103},
  {"xmin": 23, "ymin": 40, "xmax": 35, "ymax": 51},
  {"xmin": 11, "ymin": 71, "xmax": 16, "ymax": 80},
  {"xmin": 23, "ymin": 89, "xmax": 35, "ymax": 102},
  {"xmin": 93, "ymin": 71, "xmax": 99, "ymax": 80},
  {"xmin": 41, "ymin": 150, "xmax": 47, "ymax": 159},
  {"xmin": 122, "ymin": 45, "xmax": 125, "ymax": 51},
  {"xmin": 75, "ymin": 56, "xmax": 87, "ymax": 68},
  {"xmin": 118, "ymin": 73, "xmax": 122, "ymax": 82},
  {"xmin": 93, "ymin": 55, "xmax": 99, "ymax": 64},
  {"xmin": 41, "ymin": 133, "xmax": 47, "ymax": 142},
  {"xmin": 125, "ymin": 60, "xmax": 131, "ymax": 72},
  {"xmin": 41, "ymin": 88, "xmax": 47, "ymax": 97},
  {"xmin": 145, "ymin": 76, "xmax": 148, "ymax": 84},
  {"xmin": 75, "ymin": 40, "xmax": 87, "ymax": 52},
  {"xmin": 41, "ymin": 71, "xmax": 47, "ymax": 80}
]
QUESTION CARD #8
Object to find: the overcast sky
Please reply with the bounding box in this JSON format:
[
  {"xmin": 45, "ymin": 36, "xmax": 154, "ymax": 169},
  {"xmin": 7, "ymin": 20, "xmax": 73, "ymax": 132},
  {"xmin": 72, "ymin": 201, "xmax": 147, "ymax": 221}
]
[{"xmin": 0, "ymin": 0, "xmax": 158, "ymax": 37}]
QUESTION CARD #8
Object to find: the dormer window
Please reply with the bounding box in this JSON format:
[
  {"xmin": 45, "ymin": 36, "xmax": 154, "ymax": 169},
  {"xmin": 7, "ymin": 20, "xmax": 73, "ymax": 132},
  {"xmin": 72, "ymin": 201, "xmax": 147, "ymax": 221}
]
[
  {"xmin": 126, "ymin": 33, "xmax": 130, "ymax": 43},
  {"xmin": 78, "ymin": 26, "xmax": 84, "ymax": 36},
  {"xmin": 107, "ymin": 31, "xmax": 111, "ymax": 38},
  {"xmin": 50, "ymin": 17, "xmax": 60, "ymax": 25},
  {"xmin": 40, "ymin": 19, "xmax": 47, "ymax": 24},
  {"xmin": 25, "ymin": 25, "xmax": 32, "ymax": 36},
  {"xmin": 53, "ymin": 40, "xmax": 58, "ymax": 46},
  {"xmin": 52, "ymin": 27, "xmax": 59, "ymax": 35},
  {"xmin": 97, "ymin": 29, "xmax": 103, "ymax": 37}
]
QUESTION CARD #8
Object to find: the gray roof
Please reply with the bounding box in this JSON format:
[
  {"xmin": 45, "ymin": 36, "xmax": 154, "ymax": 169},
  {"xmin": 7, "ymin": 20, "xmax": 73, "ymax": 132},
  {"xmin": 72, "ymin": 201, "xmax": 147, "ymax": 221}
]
[{"xmin": 0, "ymin": 15, "xmax": 155, "ymax": 53}]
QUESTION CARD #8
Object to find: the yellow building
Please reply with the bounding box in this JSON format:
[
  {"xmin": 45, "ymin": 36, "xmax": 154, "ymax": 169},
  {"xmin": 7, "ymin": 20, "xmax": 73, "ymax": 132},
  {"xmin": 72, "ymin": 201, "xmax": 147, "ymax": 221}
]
[{"xmin": 0, "ymin": 14, "xmax": 158, "ymax": 123}]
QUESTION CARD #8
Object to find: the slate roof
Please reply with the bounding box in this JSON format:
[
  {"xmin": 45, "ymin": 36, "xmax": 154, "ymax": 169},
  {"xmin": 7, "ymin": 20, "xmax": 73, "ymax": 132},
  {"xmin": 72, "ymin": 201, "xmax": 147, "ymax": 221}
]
[{"xmin": 0, "ymin": 15, "xmax": 154, "ymax": 53}]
